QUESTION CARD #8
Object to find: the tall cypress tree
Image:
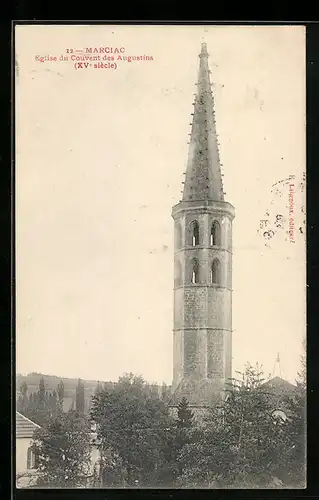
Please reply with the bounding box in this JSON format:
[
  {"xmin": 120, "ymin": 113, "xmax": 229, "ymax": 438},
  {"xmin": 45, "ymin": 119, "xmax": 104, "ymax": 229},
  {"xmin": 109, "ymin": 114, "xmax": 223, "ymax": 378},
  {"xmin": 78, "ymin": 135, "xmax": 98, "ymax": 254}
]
[
  {"xmin": 76, "ymin": 379, "xmax": 85, "ymax": 414},
  {"xmin": 27, "ymin": 392, "xmax": 33, "ymax": 410},
  {"xmin": 38, "ymin": 377, "xmax": 46, "ymax": 409},
  {"xmin": 48, "ymin": 393, "xmax": 53, "ymax": 415},
  {"xmin": 57, "ymin": 380, "xmax": 65, "ymax": 415},
  {"xmin": 168, "ymin": 397, "xmax": 195, "ymax": 485},
  {"xmin": 280, "ymin": 343, "xmax": 306, "ymax": 487},
  {"xmin": 37, "ymin": 377, "xmax": 48, "ymax": 426},
  {"xmin": 17, "ymin": 381, "xmax": 28, "ymax": 413},
  {"xmin": 95, "ymin": 381, "xmax": 103, "ymax": 395},
  {"xmin": 21, "ymin": 381, "xmax": 28, "ymax": 407},
  {"xmin": 51, "ymin": 389, "xmax": 58, "ymax": 417},
  {"xmin": 177, "ymin": 397, "xmax": 194, "ymax": 429},
  {"xmin": 57, "ymin": 380, "xmax": 65, "ymax": 400},
  {"xmin": 30, "ymin": 391, "xmax": 37, "ymax": 411},
  {"xmin": 28, "ymin": 392, "xmax": 34, "ymax": 411}
]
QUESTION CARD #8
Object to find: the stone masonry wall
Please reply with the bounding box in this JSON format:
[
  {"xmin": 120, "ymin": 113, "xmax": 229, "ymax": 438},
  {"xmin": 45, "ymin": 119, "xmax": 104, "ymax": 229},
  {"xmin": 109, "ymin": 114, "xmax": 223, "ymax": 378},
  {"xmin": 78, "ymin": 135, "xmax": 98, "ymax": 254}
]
[
  {"xmin": 173, "ymin": 330, "xmax": 183, "ymax": 389},
  {"xmin": 184, "ymin": 329, "xmax": 207, "ymax": 378},
  {"xmin": 207, "ymin": 329, "xmax": 224, "ymax": 379},
  {"xmin": 172, "ymin": 203, "xmax": 234, "ymax": 397}
]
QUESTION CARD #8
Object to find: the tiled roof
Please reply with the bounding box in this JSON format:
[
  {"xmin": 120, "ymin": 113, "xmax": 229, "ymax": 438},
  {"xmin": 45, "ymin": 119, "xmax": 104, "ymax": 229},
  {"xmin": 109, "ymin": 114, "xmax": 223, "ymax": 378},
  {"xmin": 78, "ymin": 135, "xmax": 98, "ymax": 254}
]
[
  {"xmin": 16, "ymin": 411, "xmax": 40, "ymax": 439},
  {"xmin": 262, "ymin": 376, "xmax": 296, "ymax": 395}
]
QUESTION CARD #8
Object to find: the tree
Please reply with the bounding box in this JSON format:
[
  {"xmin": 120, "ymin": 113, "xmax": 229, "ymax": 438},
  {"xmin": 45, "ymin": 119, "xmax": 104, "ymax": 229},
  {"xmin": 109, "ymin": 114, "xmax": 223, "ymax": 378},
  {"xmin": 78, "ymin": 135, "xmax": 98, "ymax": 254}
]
[
  {"xmin": 17, "ymin": 381, "xmax": 28, "ymax": 413},
  {"xmin": 176, "ymin": 364, "xmax": 288, "ymax": 488},
  {"xmin": 38, "ymin": 378, "xmax": 45, "ymax": 407},
  {"xmin": 278, "ymin": 341, "xmax": 306, "ymax": 487},
  {"xmin": 18, "ymin": 379, "xmax": 52, "ymax": 427},
  {"xmin": 31, "ymin": 410, "xmax": 92, "ymax": 488},
  {"xmin": 161, "ymin": 382, "xmax": 171, "ymax": 404},
  {"xmin": 98, "ymin": 451, "xmax": 127, "ymax": 488},
  {"xmin": 76, "ymin": 379, "xmax": 85, "ymax": 415},
  {"xmin": 95, "ymin": 381, "xmax": 103, "ymax": 395},
  {"xmin": 27, "ymin": 392, "xmax": 38, "ymax": 417},
  {"xmin": 177, "ymin": 397, "xmax": 194, "ymax": 429},
  {"xmin": 57, "ymin": 380, "xmax": 65, "ymax": 415},
  {"xmin": 21, "ymin": 381, "xmax": 28, "ymax": 405},
  {"xmin": 33, "ymin": 377, "xmax": 50, "ymax": 427},
  {"xmin": 175, "ymin": 397, "xmax": 195, "ymax": 459},
  {"xmin": 90, "ymin": 373, "xmax": 174, "ymax": 487},
  {"xmin": 28, "ymin": 392, "xmax": 34, "ymax": 410},
  {"xmin": 57, "ymin": 380, "xmax": 64, "ymax": 399},
  {"xmin": 163, "ymin": 397, "xmax": 196, "ymax": 486},
  {"xmin": 50, "ymin": 390, "xmax": 58, "ymax": 418}
]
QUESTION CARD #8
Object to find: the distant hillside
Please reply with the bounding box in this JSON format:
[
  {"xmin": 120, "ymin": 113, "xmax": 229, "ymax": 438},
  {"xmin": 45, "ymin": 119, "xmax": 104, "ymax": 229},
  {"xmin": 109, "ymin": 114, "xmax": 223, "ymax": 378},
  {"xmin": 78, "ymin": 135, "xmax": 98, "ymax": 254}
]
[
  {"xmin": 16, "ymin": 372, "xmax": 108, "ymax": 398},
  {"xmin": 16, "ymin": 373, "xmax": 172, "ymax": 404}
]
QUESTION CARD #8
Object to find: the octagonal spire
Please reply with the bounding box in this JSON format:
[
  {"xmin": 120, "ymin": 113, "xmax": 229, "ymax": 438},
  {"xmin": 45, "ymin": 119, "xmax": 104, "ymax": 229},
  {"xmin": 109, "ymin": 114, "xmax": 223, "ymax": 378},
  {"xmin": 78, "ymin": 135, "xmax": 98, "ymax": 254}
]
[{"xmin": 182, "ymin": 43, "xmax": 224, "ymax": 202}]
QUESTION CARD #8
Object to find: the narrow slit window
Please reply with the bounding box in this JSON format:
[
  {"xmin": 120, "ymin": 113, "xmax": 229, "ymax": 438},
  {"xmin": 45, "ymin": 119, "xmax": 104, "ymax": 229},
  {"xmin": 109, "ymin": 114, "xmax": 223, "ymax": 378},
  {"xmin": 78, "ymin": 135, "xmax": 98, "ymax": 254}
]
[
  {"xmin": 190, "ymin": 221, "xmax": 199, "ymax": 246},
  {"xmin": 191, "ymin": 259, "xmax": 199, "ymax": 284}
]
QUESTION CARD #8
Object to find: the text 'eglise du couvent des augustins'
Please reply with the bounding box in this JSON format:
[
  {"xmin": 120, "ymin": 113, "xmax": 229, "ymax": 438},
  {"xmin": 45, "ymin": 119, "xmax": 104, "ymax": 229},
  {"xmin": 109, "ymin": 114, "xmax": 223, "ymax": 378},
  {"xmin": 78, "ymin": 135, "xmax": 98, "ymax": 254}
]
[{"xmin": 34, "ymin": 46, "xmax": 154, "ymax": 70}]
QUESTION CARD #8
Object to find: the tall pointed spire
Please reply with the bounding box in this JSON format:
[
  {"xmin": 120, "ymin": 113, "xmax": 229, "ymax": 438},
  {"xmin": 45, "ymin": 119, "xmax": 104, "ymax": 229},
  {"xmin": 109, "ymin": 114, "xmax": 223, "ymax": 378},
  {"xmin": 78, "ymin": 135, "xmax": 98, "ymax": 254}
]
[
  {"xmin": 182, "ymin": 42, "xmax": 224, "ymax": 202},
  {"xmin": 272, "ymin": 352, "xmax": 283, "ymax": 378}
]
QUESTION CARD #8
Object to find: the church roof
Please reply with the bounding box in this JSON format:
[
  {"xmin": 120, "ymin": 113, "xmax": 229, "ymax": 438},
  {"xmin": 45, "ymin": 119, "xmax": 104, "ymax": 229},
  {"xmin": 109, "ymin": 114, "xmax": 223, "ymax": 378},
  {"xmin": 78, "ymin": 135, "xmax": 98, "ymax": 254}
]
[
  {"xmin": 182, "ymin": 43, "xmax": 224, "ymax": 203},
  {"xmin": 16, "ymin": 411, "xmax": 40, "ymax": 439},
  {"xmin": 262, "ymin": 376, "xmax": 296, "ymax": 395}
]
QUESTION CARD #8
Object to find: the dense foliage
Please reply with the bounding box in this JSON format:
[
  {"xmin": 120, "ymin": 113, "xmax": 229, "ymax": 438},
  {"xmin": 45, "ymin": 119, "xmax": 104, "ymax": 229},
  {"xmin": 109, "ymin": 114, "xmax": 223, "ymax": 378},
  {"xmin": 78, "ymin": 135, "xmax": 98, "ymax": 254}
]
[
  {"xmin": 90, "ymin": 373, "xmax": 174, "ymax": 487},
  {"xmin": 21, "ymin": 356, "xmax": 306, "ymax": 489},
  {"xmin": 278, "ymin": 345, "xmax": 306, "ymax": 487},
  {"xmin": 30, "ymin": 410, "xmax": 92, "ymax": 488},
  {"xmin": 76, "ymin": 379, "xmax": 85, "ymax": 414},
  {"xmin": 176, "ymin": 364, "xmax": 290, "ymax": 488},
  {"xmin": 17, "ymin": 377, "xmax": 64, "ymax": 427}
]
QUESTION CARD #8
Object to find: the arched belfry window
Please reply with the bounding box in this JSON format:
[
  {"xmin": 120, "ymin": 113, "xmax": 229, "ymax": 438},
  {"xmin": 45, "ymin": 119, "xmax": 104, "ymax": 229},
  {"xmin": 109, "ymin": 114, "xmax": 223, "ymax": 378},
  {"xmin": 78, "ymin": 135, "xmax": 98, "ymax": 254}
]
[
  {"xmin": 211, "ymin": 259, "xmax": 221, "ymax": 285},
  {"xmin": 190, "ymin": 220, "xmax": 199, "ymax": 246},
  {"xmin": 211, "ymin": 221, "xmax": 221, "ymax": 246},
  {"xmin": 175, "ymin": 260, "xmax": 182, "ymax": 287},
  {"xmin": 191, "ymin": 258, "xmax": 199, "ymax": 284},
  {"xmin": 175, "ymin": 223, "xmax": 182, "ymax": 249}
]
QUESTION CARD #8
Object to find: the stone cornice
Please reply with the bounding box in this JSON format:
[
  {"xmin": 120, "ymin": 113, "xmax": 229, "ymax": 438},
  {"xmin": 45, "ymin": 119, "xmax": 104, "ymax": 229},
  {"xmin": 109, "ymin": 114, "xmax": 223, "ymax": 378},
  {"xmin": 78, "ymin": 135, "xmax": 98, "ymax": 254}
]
[
  {"xmin": 174, "ymin": 284, "xmax": 233, "ymax": 292},
  {"xmin": 173, "ymin": 328, "xmax": 232, "ymax": 332},
  {"xmin": 174, "ymin": 246, "xmax": 232, "ymax": 255},
  {"xmin": 172, "ymin": 200, "xmax": 235, "ymax": 220}
]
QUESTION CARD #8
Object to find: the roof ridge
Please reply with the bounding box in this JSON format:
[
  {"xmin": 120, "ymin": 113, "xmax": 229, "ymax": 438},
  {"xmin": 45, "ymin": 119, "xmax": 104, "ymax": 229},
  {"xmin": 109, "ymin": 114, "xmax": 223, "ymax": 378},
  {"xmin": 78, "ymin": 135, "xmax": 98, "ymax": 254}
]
[{"xmin": 262, "ymin": 376, "xmax": 297, "ymax": 388}]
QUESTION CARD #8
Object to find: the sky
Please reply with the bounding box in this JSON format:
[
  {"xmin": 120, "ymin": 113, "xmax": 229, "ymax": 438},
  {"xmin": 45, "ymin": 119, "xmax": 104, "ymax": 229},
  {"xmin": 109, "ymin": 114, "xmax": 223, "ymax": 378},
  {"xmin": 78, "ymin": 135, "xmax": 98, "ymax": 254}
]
[{"xmin": 15, "ymin": 25, "xmax": 306, "ymax": 385}]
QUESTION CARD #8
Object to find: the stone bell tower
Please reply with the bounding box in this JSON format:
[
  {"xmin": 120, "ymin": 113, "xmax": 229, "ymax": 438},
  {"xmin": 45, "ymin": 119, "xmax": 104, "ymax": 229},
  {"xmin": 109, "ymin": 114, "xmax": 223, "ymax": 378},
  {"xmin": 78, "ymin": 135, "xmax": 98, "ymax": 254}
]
[{"xmin": 171, "ymin": 43, "xmax": 235, "ymax": 405}]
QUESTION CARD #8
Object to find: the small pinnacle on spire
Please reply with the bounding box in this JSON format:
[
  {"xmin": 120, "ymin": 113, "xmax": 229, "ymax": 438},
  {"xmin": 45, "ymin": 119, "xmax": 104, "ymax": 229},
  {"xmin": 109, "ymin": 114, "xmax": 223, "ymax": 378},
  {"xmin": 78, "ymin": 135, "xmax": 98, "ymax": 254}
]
[{"xmin": 200, "ymin": 42, "xmax": 208, "ymax": 57}]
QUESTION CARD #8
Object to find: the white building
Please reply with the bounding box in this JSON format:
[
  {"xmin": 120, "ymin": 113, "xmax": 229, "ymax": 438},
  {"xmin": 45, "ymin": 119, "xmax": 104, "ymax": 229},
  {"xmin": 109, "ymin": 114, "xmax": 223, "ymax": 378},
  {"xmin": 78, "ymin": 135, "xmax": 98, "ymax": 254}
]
[
  {"xmin": 16, "ymin": 411, "xmax": 102, "ymax": 488},
  {"xmin": 16, "ymin": 411, "xmax": 40, "ymax": 488}
]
